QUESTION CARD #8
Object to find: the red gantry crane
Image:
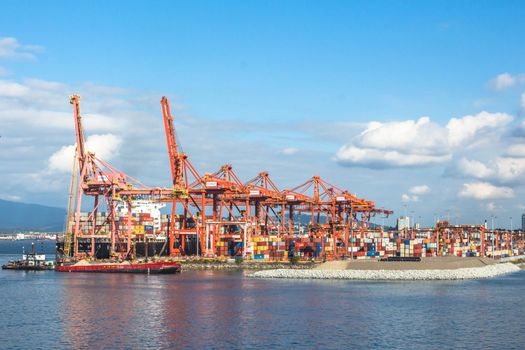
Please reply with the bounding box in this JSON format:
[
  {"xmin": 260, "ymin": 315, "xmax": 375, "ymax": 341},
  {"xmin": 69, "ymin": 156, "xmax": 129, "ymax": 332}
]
[{"xmin": 62, "ymin": 95, "xmax": 393, "ymax": 262}]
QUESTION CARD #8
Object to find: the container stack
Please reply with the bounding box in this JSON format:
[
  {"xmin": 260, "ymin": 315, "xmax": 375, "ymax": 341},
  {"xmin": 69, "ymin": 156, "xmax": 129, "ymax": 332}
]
[
  {"xmin": 215, "ymin": 239, "xmax": 229, "ymax": 256},
  {"xmin": 251, "ymin": 236, "xmax": 287, "ymax": 260},
  {"xmin": 292, "ymin": 237, "xmax": 319, "ymax": 258}
]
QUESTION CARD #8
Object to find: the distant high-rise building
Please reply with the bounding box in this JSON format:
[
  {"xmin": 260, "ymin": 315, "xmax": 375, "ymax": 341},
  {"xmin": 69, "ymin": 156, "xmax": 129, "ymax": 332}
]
[
  {"xmin": 397, "ymin": 216, "xmax": 410, "ymax": 231},
  {"xmin": 522, "ymin": 212, "xmax": 525, "ymax": 231}
]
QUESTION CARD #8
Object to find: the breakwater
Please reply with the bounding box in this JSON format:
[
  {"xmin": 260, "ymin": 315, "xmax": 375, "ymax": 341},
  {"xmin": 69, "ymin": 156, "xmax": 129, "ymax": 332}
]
[{"xmin": 251, "ymin": 263, "xmax": 520, "ymax": 280}]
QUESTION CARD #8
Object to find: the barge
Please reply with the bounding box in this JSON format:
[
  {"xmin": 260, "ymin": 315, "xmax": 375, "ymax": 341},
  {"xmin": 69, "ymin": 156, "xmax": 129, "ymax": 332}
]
[{"xmin": 56, "ymin": 260, "xmax": 181, "ymax": 274}]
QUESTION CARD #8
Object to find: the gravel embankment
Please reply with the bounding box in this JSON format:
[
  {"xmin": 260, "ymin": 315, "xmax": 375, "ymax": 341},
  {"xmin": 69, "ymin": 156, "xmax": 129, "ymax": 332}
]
[{"xmin": 251, "ymin": 263, "xmax": 520, "ymax": 280}]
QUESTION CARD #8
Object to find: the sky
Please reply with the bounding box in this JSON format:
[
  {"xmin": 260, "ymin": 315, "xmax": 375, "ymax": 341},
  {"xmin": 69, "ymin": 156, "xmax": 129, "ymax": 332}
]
[{"xmin": 1, "ymin": 0, "xmax": 525, "ymax": 228}]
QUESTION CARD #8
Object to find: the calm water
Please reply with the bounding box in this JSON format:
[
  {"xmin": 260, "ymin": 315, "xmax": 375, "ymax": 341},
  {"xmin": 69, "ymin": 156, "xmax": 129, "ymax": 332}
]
[{"xmin": 0, "ymin": 240, "xmax": 524, "ymax": 350}]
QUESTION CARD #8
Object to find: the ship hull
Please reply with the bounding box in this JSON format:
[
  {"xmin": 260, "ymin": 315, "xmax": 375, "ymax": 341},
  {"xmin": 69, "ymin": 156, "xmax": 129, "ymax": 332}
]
[{"xmin": 2, "ymin": 265, "xmax": 54, "ymax": 271}]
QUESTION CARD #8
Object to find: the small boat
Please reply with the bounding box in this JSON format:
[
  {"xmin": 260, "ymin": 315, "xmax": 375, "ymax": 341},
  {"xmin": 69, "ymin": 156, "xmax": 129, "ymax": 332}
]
[
  {"xmin": 1, "ymin": 243, "xmax": 55, "ymax": 271},
  {"xmin": 55, "ymin": 260, "xmax": 181, "ymax": 274}
]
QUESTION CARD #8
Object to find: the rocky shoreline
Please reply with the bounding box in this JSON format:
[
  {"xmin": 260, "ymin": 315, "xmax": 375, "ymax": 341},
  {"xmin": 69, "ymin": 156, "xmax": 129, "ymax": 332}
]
[{"xmin": 250, "ymin": 263, "xmax": 520, "ymax": 280}]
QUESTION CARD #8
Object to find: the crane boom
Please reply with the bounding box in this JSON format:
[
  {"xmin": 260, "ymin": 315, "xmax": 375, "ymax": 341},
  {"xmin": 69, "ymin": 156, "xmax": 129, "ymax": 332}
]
[
  {"xmin": 70, "ymin": 94, "xmax": 87, "ymax": 174},
  {"xmin": 161, "ymin": 96, "xmax": 186, "ymax": 191}
]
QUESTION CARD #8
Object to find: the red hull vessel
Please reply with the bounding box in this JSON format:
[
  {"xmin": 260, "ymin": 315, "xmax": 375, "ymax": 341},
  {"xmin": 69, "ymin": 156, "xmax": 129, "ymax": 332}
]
[{"xmin": 56, "ymin": 261, "xmax": 181, "ymax": 274}]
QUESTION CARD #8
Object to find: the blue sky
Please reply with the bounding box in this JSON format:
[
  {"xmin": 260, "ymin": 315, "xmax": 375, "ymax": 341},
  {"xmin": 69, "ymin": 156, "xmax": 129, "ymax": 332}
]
[{"xmin": 1, "ymin": 1, "xmax": 525, "ymax": 228}]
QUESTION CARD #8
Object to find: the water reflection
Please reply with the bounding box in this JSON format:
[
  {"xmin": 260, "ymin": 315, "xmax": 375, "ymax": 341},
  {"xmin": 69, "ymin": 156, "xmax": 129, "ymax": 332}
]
[{"xmin": 55, "ymin": 270, "xmax": 525, "ymax": 349}]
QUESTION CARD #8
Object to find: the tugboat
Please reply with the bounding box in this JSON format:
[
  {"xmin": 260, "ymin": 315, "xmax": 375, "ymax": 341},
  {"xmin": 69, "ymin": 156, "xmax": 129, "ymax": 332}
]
[{"xmin": 1, "ymin": 243, "xmax": 55, "ymax": 271}]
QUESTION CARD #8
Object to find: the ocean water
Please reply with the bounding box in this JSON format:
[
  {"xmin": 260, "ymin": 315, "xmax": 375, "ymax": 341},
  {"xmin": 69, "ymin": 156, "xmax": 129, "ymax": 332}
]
[{"xmin": 0, "ymin": 240, "xmax": 524, "ymax": 349}]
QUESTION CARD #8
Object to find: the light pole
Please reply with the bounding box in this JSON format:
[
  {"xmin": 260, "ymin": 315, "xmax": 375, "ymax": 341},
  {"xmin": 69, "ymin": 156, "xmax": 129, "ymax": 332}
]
[
  {"xmin": 403, "ymin": 204, "xmax": 408, "ymax": 239},
  {"xmin": 510, "ymin": 216, "xmax": 513, "ymax": 255},
  {"xmin": 491, "ymin": 215, "xmax": 496, "ymax": 259},
  {"xmin": 410, "ymin": 210, "xmax": 415, "ymax": 239}
]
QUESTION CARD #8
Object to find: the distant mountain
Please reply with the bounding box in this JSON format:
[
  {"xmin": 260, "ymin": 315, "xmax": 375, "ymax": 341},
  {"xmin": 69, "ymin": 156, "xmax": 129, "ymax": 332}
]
[{"xmin": 0, "ymin": 199, "xmax": 65, "ymax": 232}]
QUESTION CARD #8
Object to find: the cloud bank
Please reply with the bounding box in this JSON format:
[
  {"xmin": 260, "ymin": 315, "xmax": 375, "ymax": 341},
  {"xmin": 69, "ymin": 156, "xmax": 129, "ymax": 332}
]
[{"xmin": 335, "ymin": 112, "xmax": 512, "ymax": 168}]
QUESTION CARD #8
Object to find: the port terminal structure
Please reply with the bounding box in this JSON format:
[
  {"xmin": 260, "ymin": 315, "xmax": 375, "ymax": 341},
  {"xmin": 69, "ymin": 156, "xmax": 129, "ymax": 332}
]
[
  {"xmin": 59, "ymin": 96, "xmax": 525, "ymax": 262},
  {"xmin": 58, "ymin": 95, "xmax": 394, "ymax": 261}
]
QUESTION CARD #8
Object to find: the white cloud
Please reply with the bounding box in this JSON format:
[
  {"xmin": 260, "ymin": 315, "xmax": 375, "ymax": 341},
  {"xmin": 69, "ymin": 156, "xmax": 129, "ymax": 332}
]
[
  {"xmin": 358, "ymin": 117, "xmax": 448, "ymax": 152},
  {"xmin": 0, "ymin": 108, "xmax": 116, "ymax": 131},
  {"xmin": 456, "ymin": 156, "xmax": 525, "ymax": 183},
  {"xmin": 401, "ymin": 185, "xmax": 428, "ymax": 203},
  {"xmin": 279, "ymin": 147, "xmax": 298, "ymax": 155},
  {"xmin": 485, "ymin": 202, "xmax": 501, "ymax": 212},
  {"xmin": 48, "ymin": 145, "xmax": 76, "ymax": 173},
  {"xmin": 493, "ymin": 157, "xmax": 525, "ymax": 182},
  {"xmin": 401, "ymin": 194, "xmax": 419, "ymax": 202},
  {"xmin": 336, "ymin": 112, "xmax": 512, "ymax": 168},
  {"xmin": 0, "ymin": 37, "xmax": 42, "ymax": 60},
  {"xmin": 506, "ymin": 144, "xmax": 525, "ymax": 157},
  {"xmin": 457, "ymin": 158, "xmax": 494, "ymax": 179},
  {"xmin": 488, "ymin": 73, "xmax": 525, "ymax": 91},
  {"xmin": 489, "ymin": 73, "xmax": 517, "ymax": 90},
  {"xmin": 48, "ymin": 134, "xmax": 123, "ymax": 173},
  {"xmin": 458, "ymin": 182, "xmax": 514, "ymax": 199},
  {"xmin": 0, "ymin": 77, "xmax": 119, "ymax": 131},
  {"xmin": 336, "ymin": 146, "xmax": 450, "ymax": 167},
  {"xmin": 409, "ymin": 185, "xmax": 430, "ymax": 194},
  {"xmin": 446, "ymin": 111, "xmax": 512, "ymax": 147},
  {"xmin": 0, "ymin": 80, "xmax": 30, "ymax": 97},
  {"xmin": 336, "ymin": 116, "xmax": 450, "ymax": 167},
  {"xmin": 86, "ymin": 134, "xmax": 122, "ymax": 160}
]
